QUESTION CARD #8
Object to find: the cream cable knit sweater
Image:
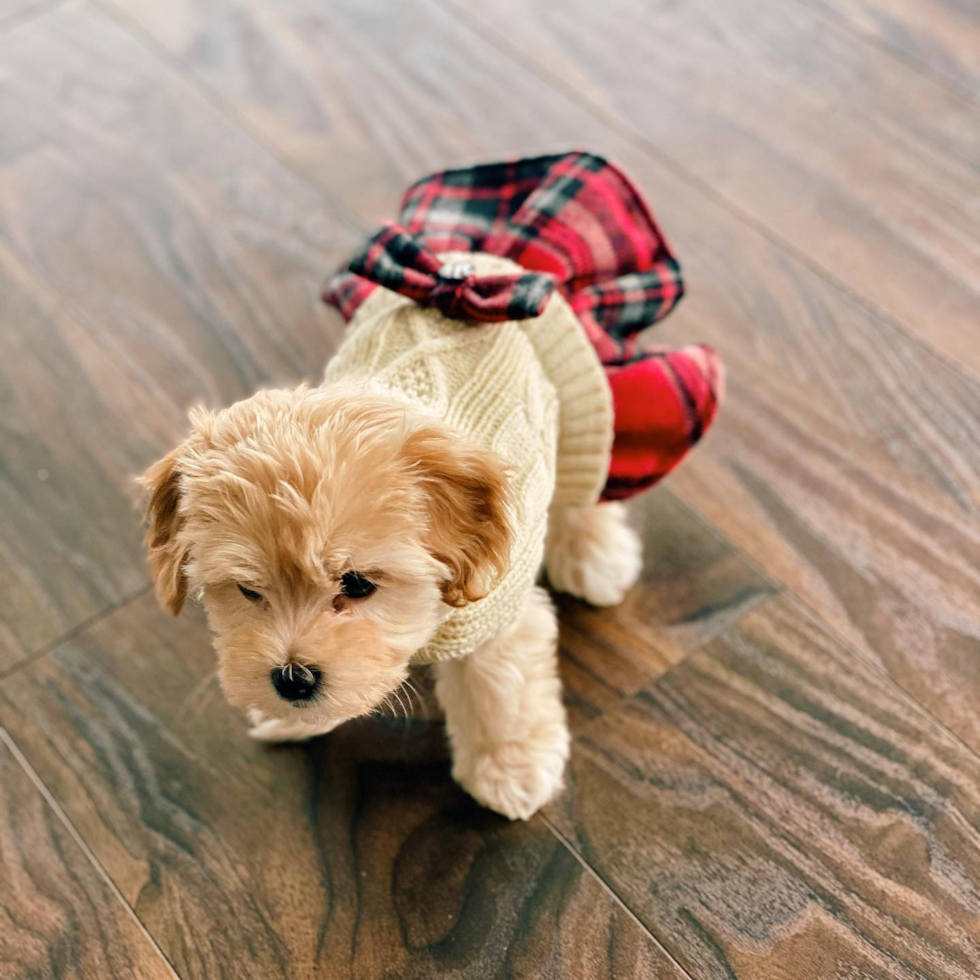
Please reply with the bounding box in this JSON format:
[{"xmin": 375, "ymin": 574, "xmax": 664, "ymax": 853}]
[{"xmin": 323, "ymin": 253, "xmax": 613, "ymax": 663}]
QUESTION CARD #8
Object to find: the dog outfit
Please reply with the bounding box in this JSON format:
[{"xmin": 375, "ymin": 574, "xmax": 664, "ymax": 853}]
[{"xmin": 323, "ymin": 152, "xmax": 722, "ymax": 663}]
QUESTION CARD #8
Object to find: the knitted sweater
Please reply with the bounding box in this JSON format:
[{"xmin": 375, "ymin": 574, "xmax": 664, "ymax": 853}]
[{"xmin": 322, "ymin": 253, "xmax": 613, "ymax": 663}]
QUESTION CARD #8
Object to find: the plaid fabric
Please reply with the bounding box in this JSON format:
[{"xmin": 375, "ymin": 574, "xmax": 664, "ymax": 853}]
[
  {"xmin": 346, "ymin": 222, "xmax": 555, "ymax": 322},
  {"xmin": 324, "ymin": 151, "xmax": 722, "ymax": 500}
]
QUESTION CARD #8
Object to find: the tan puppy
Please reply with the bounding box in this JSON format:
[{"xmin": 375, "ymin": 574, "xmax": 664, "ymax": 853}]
[
  {"xmin": 141, "ymin": 379, "xmax": 641, "ymax": 820},
  {"xmin": 137, "ymin": 150, "xmax": 719, "ymax": 819}
]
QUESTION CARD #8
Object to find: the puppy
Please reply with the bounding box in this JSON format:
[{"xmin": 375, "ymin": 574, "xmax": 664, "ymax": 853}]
[
  {"xmin": 140, "ymin": 151, "xmax": 720, "ymax": 820},
  {"xmin": 141, "ymin": 378, "xmax": 640, "ymax": 820}
]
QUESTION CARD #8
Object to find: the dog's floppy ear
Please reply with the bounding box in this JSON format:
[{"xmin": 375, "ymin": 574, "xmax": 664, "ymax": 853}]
[
  {"xmin": 403, "ymin": 426, "xmax": 512, "ymax": 607},
  {"xmin": 139, "ymin": 448, "xmax": 189, "ymax": 615}
]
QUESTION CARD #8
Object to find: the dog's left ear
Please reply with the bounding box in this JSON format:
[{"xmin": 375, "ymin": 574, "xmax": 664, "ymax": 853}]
[
  {"xmin": 138, "ymin": 448, "xmax": 190, "ymax": 615},
  {"xmin": 403, "ymin": 427, "xmax": 512, "ymax": 607}
]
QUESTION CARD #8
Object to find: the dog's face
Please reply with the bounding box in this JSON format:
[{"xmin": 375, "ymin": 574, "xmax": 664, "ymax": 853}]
[{"xmin": 140, "ymin": 385, "xmax": 509, "ymax": 729}]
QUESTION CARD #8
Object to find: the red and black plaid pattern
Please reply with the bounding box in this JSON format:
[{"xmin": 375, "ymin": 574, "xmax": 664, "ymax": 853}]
[
  {"xmin": 324, "ymin": 151, "xmax": 722, "ymax": 500},
  {"xmin": 346, "ymin": 222, "xmax": 555, "ymax": 322}
]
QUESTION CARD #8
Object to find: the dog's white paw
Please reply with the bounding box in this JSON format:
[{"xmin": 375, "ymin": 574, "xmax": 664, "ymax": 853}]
[
  {"xmin": 247, "ymin": 709, "xmax": 321, "ymax": 744},
  {"xmin": 453, "ymin": 728, "xmax": 570, "ymax": 821},
  {"xmin": 546, "ymin": 503, "xmax": 643, "ymax": 606}
]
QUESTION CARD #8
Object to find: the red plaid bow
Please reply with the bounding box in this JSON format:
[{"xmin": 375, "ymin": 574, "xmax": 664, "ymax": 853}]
[
  {"xmin": 348, "ymin": 222, "xmax": 555, "ymax": 322},
  {"xmin": 325, "ymin": 152, "xmax": 723, "ymax": 501}
]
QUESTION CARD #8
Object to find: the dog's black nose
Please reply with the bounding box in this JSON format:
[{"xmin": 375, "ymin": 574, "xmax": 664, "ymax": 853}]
[{"xmin": 271, "ymin": 664, "xmax": 321, "ymax": 703}]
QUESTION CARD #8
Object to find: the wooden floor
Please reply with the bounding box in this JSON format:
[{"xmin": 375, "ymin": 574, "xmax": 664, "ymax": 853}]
[{"xmin": 0, "ymin": 0, "xmax": 977, "ymax": 976}]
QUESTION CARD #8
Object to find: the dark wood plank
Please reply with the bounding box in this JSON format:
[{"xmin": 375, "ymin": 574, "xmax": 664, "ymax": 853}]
[
  {"xmin": 0, "ymin": 594, "xmax": 691, "ymax": 980},
  {"xmin": 808, "ymin": 0, "xmax": 980, "ymax": 96},
  {"xmin": 1, "ymin": 6, "xmax": 975, "ymax": 977},
  {"xmin": 548, "ymin": 596, "xmax": 980, "ymax": 980},
  {"xmin": 99, "ymin": 0, "xmax": 980, "ymax": 765},
  {"xmin": 654, "ymin": 283, "xmax": 980, "ymax": 751},
  {"xmin": 0, "ymin": 247, "xmax": 153, "ymax": 669},
  {"xmin": 444, "ymin": 0, "xmax": 980, "ymax": 374},
  {"xmin": 112, "ymin": 0, "xmax": 980, "ymax": 373},
  {"xmin": 0, "ymin": 3, "xmax": 359, "ymax": 668},
  {"xmin": 0, "ymin": 732, "xmax": 177, "ymax": 980},
  {"xmin": 557, "ymin": 488, "xmax": 774, "ymax": 732}
]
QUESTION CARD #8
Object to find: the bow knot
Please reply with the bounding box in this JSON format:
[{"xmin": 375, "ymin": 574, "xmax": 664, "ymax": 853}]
[
  {"xmin": 347, "ymin": 223, "xmax": 554, "ymax": 323},
  {"xmin": 430, "ymin": 271, "xmax": 479, "ymax": 320}
]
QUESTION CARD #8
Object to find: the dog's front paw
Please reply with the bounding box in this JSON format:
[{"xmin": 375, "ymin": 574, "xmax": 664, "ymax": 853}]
[
  {"xmin": 453, "ymin": 730, "xmax": 570, "ymax": 821},
  {"xmin": 247, "ymin": 709, "xmax": 321, "ymax": 744}
]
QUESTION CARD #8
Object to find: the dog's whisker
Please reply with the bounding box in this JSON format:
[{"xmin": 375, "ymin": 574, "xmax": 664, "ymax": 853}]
[
  {"xmin": 373, "ymin": 693, "xmax": 392, "ymax": 719},
  {"xmin": 393, "ymin": 687, "xmax": 410, "ymax": 721},
  {"xmin": 401, "ymin": 679, "xmax": 421, "ymax": 712},
  {"xmin": 390, "ymin": 691, "xmax": 404, "ymax": 721}
]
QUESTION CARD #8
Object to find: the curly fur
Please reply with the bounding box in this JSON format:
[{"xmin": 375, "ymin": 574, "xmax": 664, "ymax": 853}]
[{"xmin": 141, "ymin": 382, "xmax": 642, "ymax": 819}]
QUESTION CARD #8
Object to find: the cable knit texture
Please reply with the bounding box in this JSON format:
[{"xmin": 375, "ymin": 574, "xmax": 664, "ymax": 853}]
[{"xmin": 323, "ymin": 253, "xmax": 613, "ymax": 663}]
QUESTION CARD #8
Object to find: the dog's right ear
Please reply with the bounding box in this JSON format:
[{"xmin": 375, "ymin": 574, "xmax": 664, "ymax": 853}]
[
  {"xmin": 139, "ymin": 448, "xmax": 189, "ymax": 615},
  {"xmin": 401, "ymin": 425, "xmax": 512, "ymax": 608}
]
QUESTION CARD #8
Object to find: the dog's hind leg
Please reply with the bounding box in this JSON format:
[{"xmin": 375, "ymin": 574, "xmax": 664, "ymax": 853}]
[
  {"xmin": 544, "ymin": 502, "xmax": 642, "ymax": 606},
  {"xmin": 433, "ymin": 587, "xmax": 569, "ymax": 820}
]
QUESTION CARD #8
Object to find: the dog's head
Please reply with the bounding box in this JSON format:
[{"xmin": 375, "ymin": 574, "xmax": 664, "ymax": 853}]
[{"xmin": 139, "ymin": 385, "xmax": 510, "ymax": 728}]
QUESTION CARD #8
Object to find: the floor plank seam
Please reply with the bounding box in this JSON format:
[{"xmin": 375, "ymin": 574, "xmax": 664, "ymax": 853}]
[
  {"xmin": 539, "ymin": 812, "xmax": 698, "ymax": 980},
  {"xmin": 2, "ymin": 4, "xmax": 976, "ymax": 975},
  {"xmin": 559, "ymin": 589, "xmax": 980, "ymax": 978},
  {"xmin": 434, "ymin": 0, "xmax": 980, "ymax": 394},
  {"xmin": 0, "ymin": 727, "xmax": 184, "ymax": 980},
  {"xmin": 782, "ymin": 589, "xmax": 980, "ymax": 768},
  {"xmin": 0, "ymin": 582, "xmax": 153, "ymax": 682},
  {"xmin": 663, "ymin": 488, "xmax": 980, "ymax": 771},
  {"xmin": 80, "ymin": 0, "xmax": 980, "ymax": 396},
  {"xmin": 95, "ymin": 0, "xmax": 980, "ymax": 396},
  {"xmin": 661, "ymin": 489, "xmax": 800, "ymax": 606},
  {"xmin": 568, "ymin": 588, "xmax": 785, "ymax": 746}
]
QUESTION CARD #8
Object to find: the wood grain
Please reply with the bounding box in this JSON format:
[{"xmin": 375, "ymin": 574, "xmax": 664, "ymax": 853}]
[
  {"xmin": 0, "ymin": 731, "xmax": 176, "ymax": 980},
  {"xmin": 443, "ymin": 0, "xmax": 980, "ymax": 374},
  {"xmin": 654, "ymin": 281, "xmax": 980, "ymax": 751},
  {"xmin": 1, "ymin": 3, "xmax": 978, "ymax": 976},
  {"xmin": 808, "ymin": 0, "xmax": 980, "ymax": 96},
  {"xmin": 557, "ymin": 488, "xmax": 774, "ymax": 732},
  {"xmin": 0, "ymin": 2, "xmax": 358, "ymax": 668},
  {"xmin": 0, "ymin": 248, "xmax": 148, "ymax": 668},
  {"xmin": 98, "ymin": 0, "xmax": 980, "ymax": 765},
  {"xmin": 110, "ymin": 0, "xmax": 980, "ymax": 374},
  {"xmin": 0, "ymin": 594, "xmax": 691, "ymax": 980},
  {"xmin": 548, "ymin": 595, "xmax": 980, "ymax": 979}
]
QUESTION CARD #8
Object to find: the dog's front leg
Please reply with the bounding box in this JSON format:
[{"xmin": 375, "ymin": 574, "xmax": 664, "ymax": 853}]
[{"xmin": 434, "ymin": 587, "xmax": 570, "ymax": 820}]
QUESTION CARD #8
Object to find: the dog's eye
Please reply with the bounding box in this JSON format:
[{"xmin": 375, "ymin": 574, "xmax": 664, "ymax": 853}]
[
  {"xmin": 340, "ymin": 571, "xmax": 376, "ymax": 599},
  {"xmin": 238, "ymin": 584, "xmax": 263, "ymax": 602}
]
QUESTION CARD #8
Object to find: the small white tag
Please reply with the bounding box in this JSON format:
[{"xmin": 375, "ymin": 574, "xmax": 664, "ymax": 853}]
[{"xmin": 438, "ymin": 260, "xmax": 476, "ymax": 280}]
